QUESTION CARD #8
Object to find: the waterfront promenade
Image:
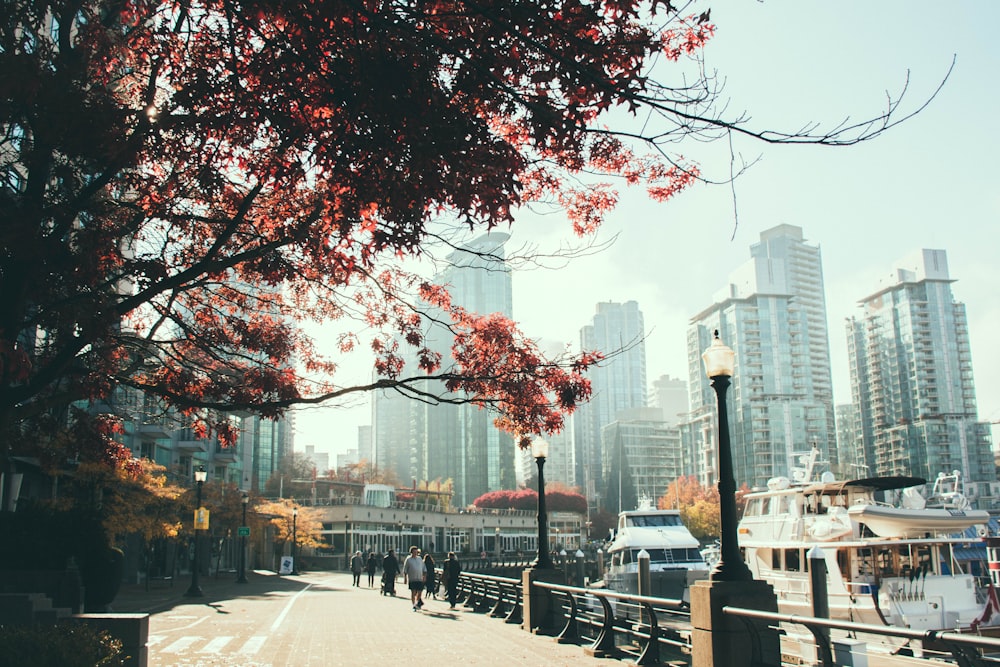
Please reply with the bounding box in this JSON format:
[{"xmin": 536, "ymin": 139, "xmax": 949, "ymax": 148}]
[{"xmin": 114, "ymin": 569, "xmax": 622, "ymax": 666}]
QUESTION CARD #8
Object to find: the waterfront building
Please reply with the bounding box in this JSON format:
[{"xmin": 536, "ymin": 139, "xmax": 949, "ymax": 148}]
[
  {"xmin": 845, "ymin": 249, "xmax": 996, "ymax": 504},
  {"xmin": 686, "ymin": 224, "xmax": 837, "ymax": 490}
]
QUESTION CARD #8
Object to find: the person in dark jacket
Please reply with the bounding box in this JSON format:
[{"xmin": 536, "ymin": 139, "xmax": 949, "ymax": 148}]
[
  {"xmin": 350, "ymin": 551, "xmax": 364, "ymax": 587},
  {"xmin": 381, "ymin": 549, "xmax": 399, "ymax": 596},
  {"xmin": 423, "ymin": 553, "xmax": 437, "ymax": 599},
  {"xmin": 366, "ymin": 552, "xmax": 378, "ymax": 587},
  {"xmin": 443, "ymin": 551, "xmax": 461, "ymax": 608}
]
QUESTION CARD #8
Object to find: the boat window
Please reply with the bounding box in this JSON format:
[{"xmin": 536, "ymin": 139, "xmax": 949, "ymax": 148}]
[
  {"xmin": 772, "ymin": 549, "xmax": 781, "ymax": 570},
  {"xmin": 626, "ymin": 515, "xmax": 682, "ymax": 528},
  {"xmin": 745, "ymin": 499, "xmax": 761, "ymax": 517},
  {"xmin": 786, "ymin": 549, "xmax": 801, "ymax": 572}
]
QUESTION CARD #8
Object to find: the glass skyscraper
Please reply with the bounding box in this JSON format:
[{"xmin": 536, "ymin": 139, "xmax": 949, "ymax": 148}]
[
  {"xmin": 687, "ymin": 225, "xmax": 836, "ymax": 490},
  {"xmin": 372, "ymin": 232, "xmax": 515, "ymax": 506},
  {"xmin": 572, "ymin": 300, "xmax": 647, "ymax": 510},
  {"xmin": 845, "ymin": 249, "xmax": 995, "ymax": 501}
]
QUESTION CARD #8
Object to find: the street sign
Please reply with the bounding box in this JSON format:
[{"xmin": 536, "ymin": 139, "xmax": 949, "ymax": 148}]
[{"xmin": 238, "ymin": 526, "xmax": 250, "ymax": 537}]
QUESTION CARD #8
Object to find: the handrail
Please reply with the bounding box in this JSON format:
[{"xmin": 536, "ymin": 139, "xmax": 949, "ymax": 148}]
[{"xmin": 724, "ymin": 605, "xmax": 1000, "ymax": 667}]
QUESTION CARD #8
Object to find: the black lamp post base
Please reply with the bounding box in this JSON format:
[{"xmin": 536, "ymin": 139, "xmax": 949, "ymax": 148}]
[
  {"xmin": 183, "ymin": 586, "xmax": 203, "ymax": 598},
  {"xmin": 690, "ymin": 578, "xmax": 780, "ymax": 667}
]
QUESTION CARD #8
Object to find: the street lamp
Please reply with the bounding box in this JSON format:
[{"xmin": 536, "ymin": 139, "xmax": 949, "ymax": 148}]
[
  {"xmin": 290, "ymin": 505, "xmax": 300, "ymax": 575},
  {"xmin": 344, "ymin": 514, "xmax": 350, "ymax": 565},
  {"xmin": 397, "ymin": 521, "xmax": 403, "ymax": 550},
  {"xmin": 237, "ymin": 492, "xmax": 249, "ymax": 584},
  {"xmin": 702, "ymin": 330, "xmax": 752, "ymax": 582},
  {"xmin": 495, "ymin": 526, "xmax": 501, "ymax": 559},
  {"xmin": 530, "ymin": 438, "xmax": 552, "ymax": 569},
  {"xmin": 185, "ymin": 466, "xmax": 208, "ymax": 597}
]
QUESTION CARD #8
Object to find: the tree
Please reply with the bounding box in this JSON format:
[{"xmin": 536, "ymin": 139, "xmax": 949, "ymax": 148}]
[
  {"xmin": 1, "ymin": 1, "xmax": 935, "ymax": 482},
  {"xmin": 658, "ymin": 476, "xmax": 718, "ymax": 541},
  {"xmin": 657, "ymin": 476, "xmax": 754, "ymax": 541},
  {"xmin": 262, "ymin": 451, "xmax": 318, "ymax": 499},
  {"xmin": 471, "ymin": 485, "xmax": 585, "ymax": 513},
  {"xmin": 254, "ymin": 499, "xmax": 323, "ymax": 565}
]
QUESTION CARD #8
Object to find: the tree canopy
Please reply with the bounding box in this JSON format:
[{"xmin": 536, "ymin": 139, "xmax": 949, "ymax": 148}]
[{"xmin": 1, "ymin": 1, "xmax": 931, "ymax": 473}]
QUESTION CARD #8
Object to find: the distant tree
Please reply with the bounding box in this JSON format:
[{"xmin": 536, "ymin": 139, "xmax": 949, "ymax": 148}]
[
  {"xmin": 254, "ymin": 499, "xmax": 323, "ymax": 565},
  {"xmin": 658, "ymin": 476, "xmax": 718, "ymax": 541},
  {"xmin": 655, "ymin": 477, "xmax": 752, "ymax": 541},
  {"xmin": 589, "ymin": 509, "xmax": 618, "ymax": 543},
  {"xmin": 602, "ymin": 441, "xmax": 638, "ymax": 515},
  {"xmin": 263, "ymin": 451, "xmax": 317, "ymax": 498},
  {"xmin": 471, "ymin": 485, "xmax": 585, "ymax": 513}
]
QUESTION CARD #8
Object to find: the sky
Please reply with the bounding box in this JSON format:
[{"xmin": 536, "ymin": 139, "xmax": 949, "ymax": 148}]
[{"xmin": 293, "ymin": 1, "xmax": 1000, "ymax": 464}]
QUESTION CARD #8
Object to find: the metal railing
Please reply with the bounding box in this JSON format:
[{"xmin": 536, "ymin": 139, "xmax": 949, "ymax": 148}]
[
  {"xmin": 451, "ymin": 570, "xmax": 692, "ymax": 665},
  {"xmin": 724, "ymin": 605, "xmax": 1000, "ymax": 667}
]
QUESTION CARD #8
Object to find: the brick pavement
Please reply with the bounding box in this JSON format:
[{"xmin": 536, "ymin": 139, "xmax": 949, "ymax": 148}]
[{"xmin": 113, "ymin": 570, "xmax": 630, "ymax": 666}]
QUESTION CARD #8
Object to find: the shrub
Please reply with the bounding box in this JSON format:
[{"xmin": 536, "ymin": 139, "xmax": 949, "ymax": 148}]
[{"xmin": 0, "ymin": 623, "xmax": 126, "ymax": 667}]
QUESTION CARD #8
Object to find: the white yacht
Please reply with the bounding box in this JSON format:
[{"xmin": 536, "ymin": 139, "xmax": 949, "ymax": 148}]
[
  {"xmin": 601, "ymin": 498, "xmax": 710, "ymax": 602},
  {"xmin": 739, "ymin": 450, "xmax": 994, "ymax": 654}
]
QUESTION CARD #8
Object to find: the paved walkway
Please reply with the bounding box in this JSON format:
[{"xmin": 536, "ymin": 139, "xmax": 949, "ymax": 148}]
[{"xmin": 113, "ymin": 570, "xmax": 625, "ymax": 666}]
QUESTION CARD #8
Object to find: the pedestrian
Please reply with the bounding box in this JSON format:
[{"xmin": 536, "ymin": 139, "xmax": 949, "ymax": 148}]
[
  {"xmin": 381, "ymin": 549, "xmax": 399, "ymax": 596},
  {"xmin": 443, "ymin": 551, "xmax": 461, "ymax": 609},
  {"xmin": 402, "ymin": 546, "xmax": 427, "ymax": 611},
  {"xmin": 366, "ymin": 552, "xmax": 377, "ymax": 587},
  {"xmin": 350, "ymin": 550, "xmax": 364, "ymax": 587},
  {"xmin": 423, "ymin": 552, "xmax": 437, "ymax": 599}
]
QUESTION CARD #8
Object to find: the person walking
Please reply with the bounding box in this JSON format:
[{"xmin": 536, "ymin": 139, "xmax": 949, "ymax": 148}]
[
  {"xmin": 443, "ymin": 551, "xmax": 462, "ymax": 609},
  {"xmin": 366, "ymin": 552, "xmax": 377, "ymax": 587},
  {"xmin": 350, "ymin": 550, "xmax": 364, "ymax": 587},
  {"xmin": 423, "ymin": 552, "xmax": 437, "ymax": 599},
  {"xmin": 402, "ymin": 546, "xmax": 427, "ymax": 611},
  {"xmin": 381, "ymin": 549, "xmax": 399, "ymax": 596}
]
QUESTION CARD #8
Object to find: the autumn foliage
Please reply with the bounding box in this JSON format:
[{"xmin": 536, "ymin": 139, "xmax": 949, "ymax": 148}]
[
  {"xmin": 657, "ymin": 476, "xmax": 753, "ymax": 542},
  {"xmin": 1, "ymin": 1, "xmax": 920, "ymax": 476},
  {"xmin": 472, "ymin": 487, "xmax": 587, "ymax": 514}
]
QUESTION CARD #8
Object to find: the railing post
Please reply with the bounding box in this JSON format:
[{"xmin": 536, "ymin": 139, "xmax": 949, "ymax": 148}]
[
  {"xmin": 555, "ymin": 590, "xmax": 580, "ymax": 644},
  {"xmin": 635, "ymin": 601, "xmax": 661, "ymax": 666},
  {"xmin": 583, "ymin": 594, "xmax": 619, "ymax": 659}
]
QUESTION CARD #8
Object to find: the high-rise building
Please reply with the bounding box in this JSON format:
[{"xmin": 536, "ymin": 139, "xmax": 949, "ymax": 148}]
[
  {"xmin": 372, "ymin": 232, "xmax": 515, "ymax": 506},
  {"xmin": 686, "ymin": 225, "xmax": 836, "ymax": 490},
  {"xmin": 845, "ymin": 249, "xmax": 995, "ymax": 503},
  {"xmin": 601, "ymin": 407, "xmax": 685, "ymax": 514},
  {"xmin": 651, "ymin": 374, "xmax": 688, "ymax": 425},
  {"xmin": 572, "ymin": 301, "xmax": 647, "ymax": 510}
]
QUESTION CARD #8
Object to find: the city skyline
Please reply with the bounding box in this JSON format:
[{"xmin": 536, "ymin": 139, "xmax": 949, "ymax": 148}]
[{"xmin": 295, "ymin": 1, "xmax": 1000, "ymax": 469}]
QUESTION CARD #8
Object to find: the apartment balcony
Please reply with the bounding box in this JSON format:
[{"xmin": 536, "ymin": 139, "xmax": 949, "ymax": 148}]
[
  {"xmin": 177, "ymin": 439, "xmax": 210, "ymax": 452},
  {"xmin": 214, "ymin": 446, "xmax": 239, "ymax": 463},
  {"xmin": 139, "ymin": 422, "xmax": 172, "ymax": 439}
]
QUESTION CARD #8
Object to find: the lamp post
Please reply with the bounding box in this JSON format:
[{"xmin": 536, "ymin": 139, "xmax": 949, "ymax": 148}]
[
  {"xmin": 397, "ymin": 521, "xmax": 403, "ymax": 551},
  {"xmin": 702, "ymin": 330, "xmax": 753, "ymax": 582},
  {"xmin": 495, "ymin": 526, "xmax": 501, "ymax": 559},
  {"xmin": 530, "ymin": 438, "xmax": 553, "ymax": 569},
  {"xmin": 290, "ymin": 506, "xmax": 300, "ymax": 575},
  {"xmin": 237, "ymin": 492, "xmax": 249, "ymax": 584},
  {"xmin": 185, "ymin": 466, "xmax": 208, "ymax": 597},
  {"xmin": 344, "ymin": 514, "xmax": 350, "ymax": 567}
]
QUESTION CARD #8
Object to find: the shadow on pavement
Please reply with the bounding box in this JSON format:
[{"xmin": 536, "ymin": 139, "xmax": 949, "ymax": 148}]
[{"xmin": 111, "ymin": 570, "xmax": 345, "ymax": 614}]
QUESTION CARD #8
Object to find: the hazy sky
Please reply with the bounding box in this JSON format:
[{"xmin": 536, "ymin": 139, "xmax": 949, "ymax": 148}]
[{"xmin": 295, "ymin": 1, "xmax": 1000, "ymax": 463}]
